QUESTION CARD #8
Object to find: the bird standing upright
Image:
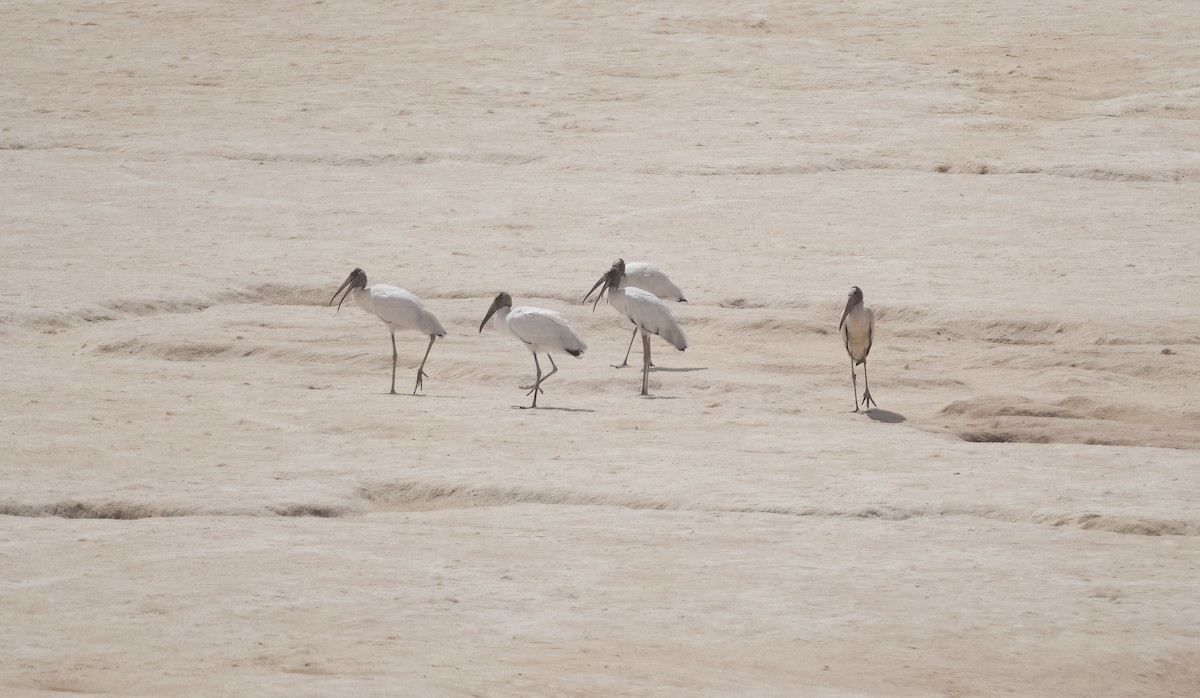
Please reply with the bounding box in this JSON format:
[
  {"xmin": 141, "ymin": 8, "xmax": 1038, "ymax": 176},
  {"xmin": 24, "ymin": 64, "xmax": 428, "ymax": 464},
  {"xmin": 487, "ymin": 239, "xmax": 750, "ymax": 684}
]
[
  {"xmin": 479, "ymin": 292, "xmax": 587, "ymax": 409},
  {"xmin": 330, "ymin": 267, "xmax": 446, "ymax": 395},
  {"xmin": 589, "ymin": 259, "xmax": 687, "ymax": 367},
  {"xmin": 586, "ymin": 264, "xmax": 687, "ymax": 396},
  {"xmin": 839, "ymin": 285, "xmax": 877, "ymax": 412}
]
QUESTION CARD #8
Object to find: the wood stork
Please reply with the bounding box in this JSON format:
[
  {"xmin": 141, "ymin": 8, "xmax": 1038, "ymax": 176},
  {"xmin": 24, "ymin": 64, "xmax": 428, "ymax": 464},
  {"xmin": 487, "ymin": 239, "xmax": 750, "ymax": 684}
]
[
  {"xmin": 330, "ymin": 267, "xmax": 446, "ymax": 395},
  {"xmin": 587, "ymin": 265, "xmax": 687, "ymax": 396},
  {"xmin": 584, "ymin": 259, "xmax": 687, "ymax": 367},
  {"xmin": 479, "ymin": 292, "xmax": 587, "ymax": 409},
  {"xmin": 839, "ymin": 285, "xmax": 877, "ymax": 412}
]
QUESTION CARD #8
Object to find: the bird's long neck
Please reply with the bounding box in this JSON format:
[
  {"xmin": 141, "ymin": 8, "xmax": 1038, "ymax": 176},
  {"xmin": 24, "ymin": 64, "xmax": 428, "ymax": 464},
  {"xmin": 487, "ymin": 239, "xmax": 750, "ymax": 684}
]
[
  {"xmin": 351, "ymin": 285, "xmax": 374, "ymax": 315},
  {"xmin": 607, "ymin": 284, "xmax": 628, "ymax": 312},
  {"xmin": 843, "ymin": 301, "xmax": 870, "ymax": 331},
  {"xmin": 493, "ymin": 305, "xmax": 513, "ymax": 334}
]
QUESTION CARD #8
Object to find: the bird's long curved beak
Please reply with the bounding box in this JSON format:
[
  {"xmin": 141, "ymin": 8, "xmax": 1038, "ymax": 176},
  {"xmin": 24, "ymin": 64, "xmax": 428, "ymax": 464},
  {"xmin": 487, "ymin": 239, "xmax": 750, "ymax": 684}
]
[
  {"xmin": 583, "ymin": 274, "xmax": 606, "ymax": 305},
  {"xmin": 590, "ymin": 277, "xmax": 610, "ymax": 312},
  {"xmin": 838, "ymin": 294, "xmax": 855, "ymax": 332},
  {"xmin": 330, "ymin": 275, "xmax": 355, "ymax": 313},
  {"xmin": 479, "ymin": 300, "xmax": 500, "ymax": 333}
]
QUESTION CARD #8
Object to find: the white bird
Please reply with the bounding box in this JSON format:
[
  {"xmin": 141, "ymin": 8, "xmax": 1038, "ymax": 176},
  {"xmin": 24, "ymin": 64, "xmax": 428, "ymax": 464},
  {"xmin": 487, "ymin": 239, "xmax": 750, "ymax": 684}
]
[
  {"xmin": 330, "ymin": 267, "xmax": 446, "ymax": 395},
  {"xmin": 586, "ymin": 258, "xmax": 687, "ymax": 367},
  {"xmin": 587, "ymin": 264, "xmax": 688, "ymax": 396},
  {"xmin": 839, "ymin": 285, "xmax": 877, "ymax": 412},
  {"xmin": 479, "ymin": 292, "xmax": 587, "ymax": 409}
]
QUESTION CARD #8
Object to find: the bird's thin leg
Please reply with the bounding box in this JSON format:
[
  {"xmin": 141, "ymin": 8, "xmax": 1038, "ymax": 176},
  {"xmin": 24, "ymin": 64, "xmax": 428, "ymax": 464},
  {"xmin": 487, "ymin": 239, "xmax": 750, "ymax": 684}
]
[
  {"xmin": 413, "ymin": 334, "xmax": 435, "ymax": 394},
  {"xmin": 850, "ymin": 359, "xmax": 860, "ymax": 413},
  {"xmin": 522, "ymin": 354, "xmax": 542, "ymax": 409},
  {"xmin": 640, "ymin": 331, "xmax": 651, "ymax": 396},
  {"xmin": 389, "ymin": 331, "xmax": 398, "ymax": 395},
  {"xmin": 616, "ymin": 325, "xmax": 638, "ymax": 368},
  {"xmin": 860, "ymin": 360, "xmax": 877, "ymax": 409},
  {"xmin": 520, "ymin": 354, "xmax": 556, "ymax": 393}
]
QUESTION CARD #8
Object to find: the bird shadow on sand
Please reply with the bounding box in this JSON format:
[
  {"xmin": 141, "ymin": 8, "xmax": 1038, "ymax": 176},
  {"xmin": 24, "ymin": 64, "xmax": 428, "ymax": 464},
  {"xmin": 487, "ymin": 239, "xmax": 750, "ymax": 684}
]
[
  {"xmin": 865, "ymin": 409, "xmax": 906, "ymax": 424},
  {"xmin": 611, "ymin": 365, "xmax": 707, "ymax": 372},
  {"xmin": 513, "ymin": 405, "xmax": 596, "ymax": 413},
  {"xmin": 383, "ymin": 392, "xmax": 469, "ymax": 399}
]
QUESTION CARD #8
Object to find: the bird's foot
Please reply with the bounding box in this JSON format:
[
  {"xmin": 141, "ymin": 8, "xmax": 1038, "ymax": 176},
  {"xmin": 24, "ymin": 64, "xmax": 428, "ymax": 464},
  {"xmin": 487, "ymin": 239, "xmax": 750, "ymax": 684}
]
[
  {"xmin": 523, "ymin": 385, "xmax": 544, "ymax": 396},
  {"xmin": 612, "ymin": 362, "xmax": 630, "ymax": 369},
  {"xmin": 413, "ymin": 370, "xmax": 429, "ymax": 394},
  {"xmin": 860, "ymin": 390, "xmax": 877, "ymax": 410}
]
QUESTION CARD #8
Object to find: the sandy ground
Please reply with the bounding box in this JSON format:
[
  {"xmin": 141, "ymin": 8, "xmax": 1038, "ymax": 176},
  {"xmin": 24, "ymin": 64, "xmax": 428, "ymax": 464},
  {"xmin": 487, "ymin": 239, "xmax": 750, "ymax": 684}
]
[{"xmin": 2, "ymin": 0, "xmax": 1199, "ymax": 695}]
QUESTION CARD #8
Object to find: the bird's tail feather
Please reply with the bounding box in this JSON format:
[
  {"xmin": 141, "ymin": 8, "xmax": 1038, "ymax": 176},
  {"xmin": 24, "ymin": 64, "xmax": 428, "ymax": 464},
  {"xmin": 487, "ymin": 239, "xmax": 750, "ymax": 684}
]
[{"xmin": 656, "ymin": 324, "xmax": 688, "ymax": 352}]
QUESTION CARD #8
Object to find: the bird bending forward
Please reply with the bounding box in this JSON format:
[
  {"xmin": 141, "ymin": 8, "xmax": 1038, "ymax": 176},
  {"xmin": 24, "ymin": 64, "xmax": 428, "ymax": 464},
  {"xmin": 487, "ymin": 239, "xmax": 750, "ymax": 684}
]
[
  {"xmin": 586, "ymin": 264, "xmax": 687, "ymax": 396},
  {"xmin": 839, "ymin": 285, "xmax": 877, "ymax": 412},
  {"xmin": 330, "ymin": 267, "xmax": 446, "ymax": 395},
  {"xmin": 479, "ymin": 292, "xmax": 586, "ymax": 409}
]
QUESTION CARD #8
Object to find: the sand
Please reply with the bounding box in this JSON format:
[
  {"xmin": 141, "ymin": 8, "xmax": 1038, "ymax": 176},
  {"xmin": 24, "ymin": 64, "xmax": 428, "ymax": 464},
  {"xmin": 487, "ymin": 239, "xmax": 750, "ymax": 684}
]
[{"xmin": 2, "ymin": 0, "xmax": 1198, "ymax": 695}]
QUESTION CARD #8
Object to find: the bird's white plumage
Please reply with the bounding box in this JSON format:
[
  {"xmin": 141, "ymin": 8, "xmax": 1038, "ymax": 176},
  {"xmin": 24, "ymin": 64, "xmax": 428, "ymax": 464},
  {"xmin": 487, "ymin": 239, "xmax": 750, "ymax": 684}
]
[
  {"xmin": 588, "ymin": 265, "xmax": 687, "ymax": 396},
  {"xmin": 611, "ymin": 284, "xmax": 688, "ymax": 351},
  {"xmin": 493, "ymin": 305, "xmax": 587, "ymax": 356},
  {"xmin": 603, "ymin": 282, "xmax": 630, "ymax": 320},
  {"xmin": 331, "ymin": 268, "xmax": 444, "ymax": 394},
  {"xmin": 353, "ymin": 284, "xmax": 446, "ymax": 337},
  {"xmin": 481, "ymin": 293, "xmax": 586, "ymax": 408},
  {"xmin": 623, "ymin": 262, "xmax": 686, "ymax": 302}
]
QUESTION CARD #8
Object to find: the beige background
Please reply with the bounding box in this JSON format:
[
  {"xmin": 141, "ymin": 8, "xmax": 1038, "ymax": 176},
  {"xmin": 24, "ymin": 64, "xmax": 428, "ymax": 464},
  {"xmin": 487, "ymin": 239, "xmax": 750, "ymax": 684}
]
[{"xmin": 2, "ymin": 1, "xmax": 1198, "ymax": 695}]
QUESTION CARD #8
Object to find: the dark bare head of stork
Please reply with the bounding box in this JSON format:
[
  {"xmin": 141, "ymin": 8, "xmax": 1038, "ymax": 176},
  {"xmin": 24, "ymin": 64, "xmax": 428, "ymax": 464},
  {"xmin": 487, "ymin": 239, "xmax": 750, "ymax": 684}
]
[
  {"xmin": 330, "ymin": 268, "xmax": 368, "ymax": 312},
  {"xmin": 587, "ymin": 265, "xmax": 624, "ymax": 312},
  {"xmin": 839, "ymin": 286, "xmax": 864, "ymax": 331},
  {"xmin": 584, "ymin": 261, "xmax": 625, "ymax": 308},
  {"xmin": 479, "ymin": 292, "xmax": 513, "ymax": 333}
]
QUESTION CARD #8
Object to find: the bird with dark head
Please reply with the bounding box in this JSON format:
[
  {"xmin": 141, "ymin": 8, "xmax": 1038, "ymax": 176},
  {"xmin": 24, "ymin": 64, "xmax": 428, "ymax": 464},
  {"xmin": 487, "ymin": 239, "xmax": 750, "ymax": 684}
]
[
  {"xmin": 583, "ymin": 261, "xmax": 622, "ymax": 308},
  {"xmin": 839, "ymin": 285, "xmax": 877, "ymax": 412},
  {"xmin": 479, "ymin": 291, "xmax": 586, "ymax": 409},
  {"xmin": 478, "ymin": 292, "xmax": 514, "ymax": 333},
  {"xmin": 329, "ymin": 267, "xmax": 446, "ymax": 395},
  {"xmin": 586, "ymin": 264, "xmax": 624, "ymax": 312},
  {"xmin": 583, "ymin": 261, "xmax": 687, "ymax": 396},
  {"xmin": 585, "ymin": 258, "xmax": 687, "ymax": 367},
  {"xmin": 330, "ymin": 267, "xmax": 368, "ymax": 312}
]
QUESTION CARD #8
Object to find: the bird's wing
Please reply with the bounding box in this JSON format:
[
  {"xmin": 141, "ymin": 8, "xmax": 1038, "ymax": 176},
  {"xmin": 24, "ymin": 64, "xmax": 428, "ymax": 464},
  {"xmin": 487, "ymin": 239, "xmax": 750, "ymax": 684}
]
[
  {"xmin": 624, "ymin": 262, "xmax": 685, "ymax": 301},
  {"xmin": 866, "ymin": 306, "xmax": 875, "ymax": 353},
  {"xmin": 509, "ymin": 306, "xmax": 587, "ymax": 353},
  {"xmin": 622, "ymin": 288, "xmax": 687, "ymax": 350},
  {"xmin": 369, "ymin": 285, "xmax": 446, "ymax": 336}
]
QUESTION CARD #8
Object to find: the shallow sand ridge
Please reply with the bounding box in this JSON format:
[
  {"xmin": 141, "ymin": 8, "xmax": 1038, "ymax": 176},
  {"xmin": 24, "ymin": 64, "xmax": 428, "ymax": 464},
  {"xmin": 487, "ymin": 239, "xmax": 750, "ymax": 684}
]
[{"xmin": 2, "ymin": 1, "xmax": 1198, "ymax": 695}]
